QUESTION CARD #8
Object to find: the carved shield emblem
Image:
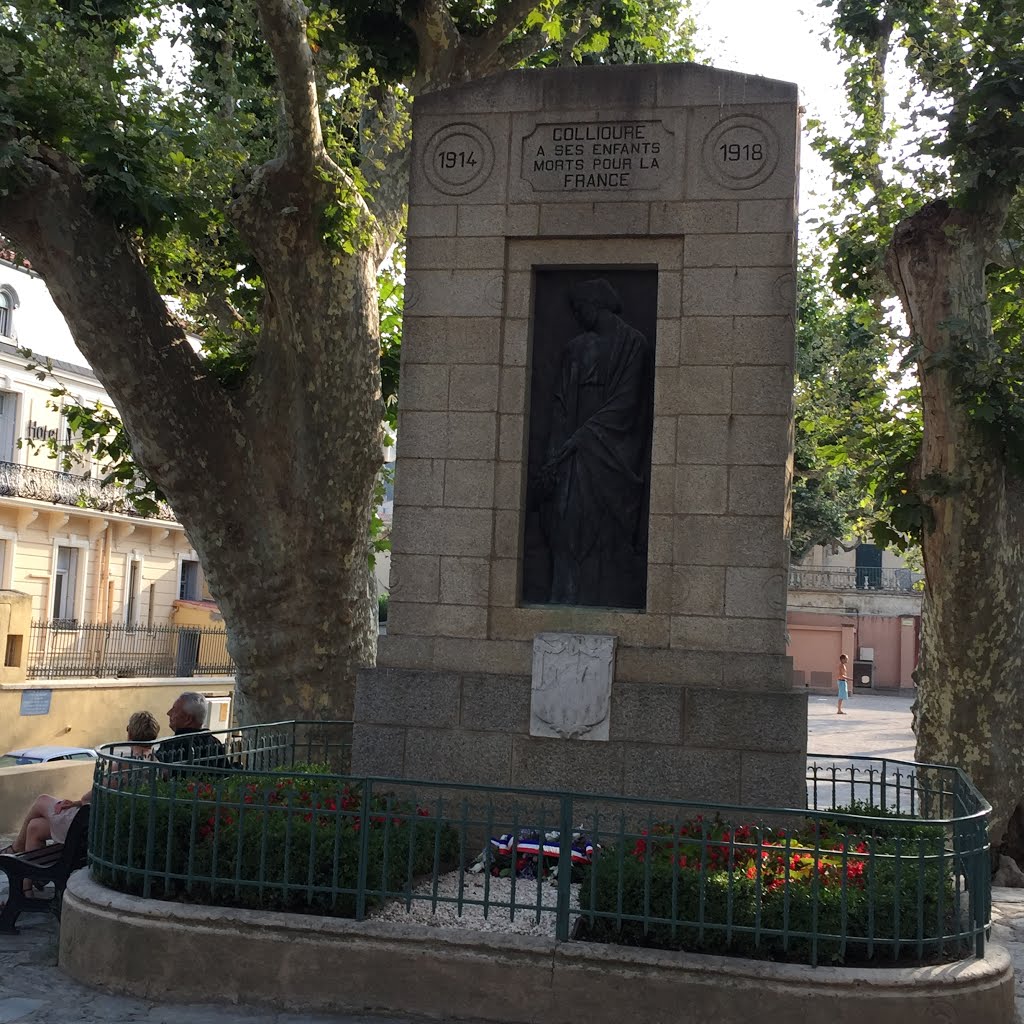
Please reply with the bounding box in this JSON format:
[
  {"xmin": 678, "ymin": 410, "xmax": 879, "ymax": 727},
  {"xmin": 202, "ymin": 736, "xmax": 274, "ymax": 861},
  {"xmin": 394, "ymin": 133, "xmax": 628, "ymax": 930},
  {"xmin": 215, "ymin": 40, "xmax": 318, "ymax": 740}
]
[{"xmin": 530, "ymin": 633, "xmax": 615, "ymax": 741}]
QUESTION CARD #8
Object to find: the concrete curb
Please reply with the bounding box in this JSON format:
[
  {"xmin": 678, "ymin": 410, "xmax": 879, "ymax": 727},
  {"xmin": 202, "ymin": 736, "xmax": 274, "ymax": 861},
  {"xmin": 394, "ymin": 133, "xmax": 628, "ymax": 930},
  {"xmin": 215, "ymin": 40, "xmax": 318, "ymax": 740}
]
[{"xmin": 60, "ymin": 871, "xmax": 1016, "ymax": 1023}]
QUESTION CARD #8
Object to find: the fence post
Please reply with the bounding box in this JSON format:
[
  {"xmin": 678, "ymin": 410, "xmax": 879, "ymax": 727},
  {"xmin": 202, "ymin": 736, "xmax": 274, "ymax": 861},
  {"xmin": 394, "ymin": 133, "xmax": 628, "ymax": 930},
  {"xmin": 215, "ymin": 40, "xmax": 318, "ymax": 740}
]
[
  {"xmin": 556, "ymin": 795, "xmax": 573, "ymax": 942},
  {"xmin": 142, "ymin": 761, "xmax": 159, "ymax": 900},
  {"xmin": 975, "ymin": 821, "xmax": 988, "ymax": 958},
  {"xmin": 99, "ymin": 622, "xmax": 112, "ymax": 677},
  {"xmin": 355, "ymin": 779, "xmax": 372, "ymax": 921}
]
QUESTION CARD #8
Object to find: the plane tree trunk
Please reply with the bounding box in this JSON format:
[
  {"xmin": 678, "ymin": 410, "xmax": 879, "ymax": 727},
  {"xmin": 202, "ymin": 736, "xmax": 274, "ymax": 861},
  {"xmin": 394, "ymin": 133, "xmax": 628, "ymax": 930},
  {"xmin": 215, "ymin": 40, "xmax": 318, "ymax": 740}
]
[{"xmin": 886, "ymin": 196, "xmax": 1024, "ymax": 843}]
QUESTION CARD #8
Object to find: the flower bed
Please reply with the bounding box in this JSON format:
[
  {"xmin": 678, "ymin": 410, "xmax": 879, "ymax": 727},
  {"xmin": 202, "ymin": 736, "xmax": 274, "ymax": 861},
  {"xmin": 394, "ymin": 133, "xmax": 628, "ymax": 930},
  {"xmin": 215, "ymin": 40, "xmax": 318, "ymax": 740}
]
[
  {"xmin": 88, "ymin": 736, "xmax": 991, "ymax": 970},
  {"xmin": 91, "ymin": 765, "xmax": 460, "ymax": 917},
  {"xmin": 577, "ymin": 806, "xmax": 961, "ymax": 965}
]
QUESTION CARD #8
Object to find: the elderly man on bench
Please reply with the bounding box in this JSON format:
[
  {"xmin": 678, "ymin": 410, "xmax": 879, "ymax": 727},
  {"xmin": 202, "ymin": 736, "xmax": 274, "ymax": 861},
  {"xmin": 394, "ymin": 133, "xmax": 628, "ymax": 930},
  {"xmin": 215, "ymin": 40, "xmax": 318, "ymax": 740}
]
[{"xmin": 156, "ymin": 691, "xmax": 228, "ymax": 769}]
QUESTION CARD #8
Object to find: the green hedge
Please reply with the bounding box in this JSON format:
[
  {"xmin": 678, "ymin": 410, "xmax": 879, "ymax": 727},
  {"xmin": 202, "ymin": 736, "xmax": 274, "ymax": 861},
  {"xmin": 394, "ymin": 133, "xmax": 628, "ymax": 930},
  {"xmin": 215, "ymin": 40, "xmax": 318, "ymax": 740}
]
[{"xmin": 92, "ymin": 766, "xmax": 459, "ymax": 917}]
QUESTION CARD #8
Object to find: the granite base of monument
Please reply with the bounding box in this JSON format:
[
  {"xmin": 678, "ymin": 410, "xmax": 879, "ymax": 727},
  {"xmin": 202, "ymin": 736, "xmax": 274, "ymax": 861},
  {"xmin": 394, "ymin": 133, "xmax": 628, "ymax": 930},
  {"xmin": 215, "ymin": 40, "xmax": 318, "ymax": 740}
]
[{"xmin": 353, "ymin": 666, "xmax": 807, "ymax": 806}]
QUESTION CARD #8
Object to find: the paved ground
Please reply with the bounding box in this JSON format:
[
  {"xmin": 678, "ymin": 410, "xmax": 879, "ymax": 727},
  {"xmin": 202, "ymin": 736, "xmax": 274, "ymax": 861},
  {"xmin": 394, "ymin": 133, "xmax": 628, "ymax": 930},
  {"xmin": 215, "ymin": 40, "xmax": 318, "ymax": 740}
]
[
  {"xmin": 1, "ymin": 691, "xmax": 1020, "ymax": 1022},
  {"xmin": 806, "ymin": 690, "xmax": 916, "ymax": 761}
]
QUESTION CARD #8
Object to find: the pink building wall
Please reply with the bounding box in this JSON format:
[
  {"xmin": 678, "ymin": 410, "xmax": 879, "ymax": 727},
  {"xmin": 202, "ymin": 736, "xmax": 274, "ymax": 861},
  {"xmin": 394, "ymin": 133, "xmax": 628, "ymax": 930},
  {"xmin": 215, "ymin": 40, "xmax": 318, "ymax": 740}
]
[{"xmin": 787, "ymin": 610, "xmax": 919, "ymax": 690}]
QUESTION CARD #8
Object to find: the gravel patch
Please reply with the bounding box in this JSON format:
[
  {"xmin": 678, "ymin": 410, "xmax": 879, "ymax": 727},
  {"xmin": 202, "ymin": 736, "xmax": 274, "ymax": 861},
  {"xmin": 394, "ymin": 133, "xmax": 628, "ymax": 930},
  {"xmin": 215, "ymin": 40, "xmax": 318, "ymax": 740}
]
[{"xmin": 368, "ymin": 870, "xmax": 581, "ymax": 937}]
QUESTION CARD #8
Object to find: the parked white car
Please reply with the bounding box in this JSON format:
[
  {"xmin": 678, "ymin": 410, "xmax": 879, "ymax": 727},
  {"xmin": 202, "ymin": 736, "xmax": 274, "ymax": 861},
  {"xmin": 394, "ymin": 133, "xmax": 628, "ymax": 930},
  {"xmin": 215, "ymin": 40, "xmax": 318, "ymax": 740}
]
[{"xmin": 0, "ymin": 746, "xmax": 99, "ymax": 768}]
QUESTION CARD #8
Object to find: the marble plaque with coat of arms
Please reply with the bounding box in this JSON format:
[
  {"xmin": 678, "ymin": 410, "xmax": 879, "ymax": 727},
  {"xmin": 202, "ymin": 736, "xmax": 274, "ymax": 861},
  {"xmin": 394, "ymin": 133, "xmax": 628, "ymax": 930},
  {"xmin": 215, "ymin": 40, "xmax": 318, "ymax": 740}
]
[{"xmin": 530, "ymin": 633, "xmax": 616, "ymax": 741}]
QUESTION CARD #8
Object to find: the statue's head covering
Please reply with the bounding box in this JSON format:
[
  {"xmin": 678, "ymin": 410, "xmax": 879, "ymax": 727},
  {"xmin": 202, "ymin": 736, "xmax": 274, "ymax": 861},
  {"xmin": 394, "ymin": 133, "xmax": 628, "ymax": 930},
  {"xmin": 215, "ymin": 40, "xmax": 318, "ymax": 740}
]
[{"xmin": 569, "ymin": 278, "xmax": 622, "ymax": 318}]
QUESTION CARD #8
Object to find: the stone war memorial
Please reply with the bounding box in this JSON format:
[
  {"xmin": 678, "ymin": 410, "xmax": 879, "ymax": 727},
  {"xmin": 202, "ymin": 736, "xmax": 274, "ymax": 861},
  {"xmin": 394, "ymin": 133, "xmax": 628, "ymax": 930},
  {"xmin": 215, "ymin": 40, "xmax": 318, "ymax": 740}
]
[{"xmin": 354, "ymin": 62, "xmax": 807, "ymax": 808}]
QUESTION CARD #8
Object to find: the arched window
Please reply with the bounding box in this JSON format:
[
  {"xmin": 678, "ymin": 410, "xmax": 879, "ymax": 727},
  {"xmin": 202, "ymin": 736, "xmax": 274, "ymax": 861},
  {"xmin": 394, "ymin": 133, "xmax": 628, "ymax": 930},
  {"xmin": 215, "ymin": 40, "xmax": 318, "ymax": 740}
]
[{"xmin": 0, "ymin": 286, "xmax": 17, "ymax": 338}]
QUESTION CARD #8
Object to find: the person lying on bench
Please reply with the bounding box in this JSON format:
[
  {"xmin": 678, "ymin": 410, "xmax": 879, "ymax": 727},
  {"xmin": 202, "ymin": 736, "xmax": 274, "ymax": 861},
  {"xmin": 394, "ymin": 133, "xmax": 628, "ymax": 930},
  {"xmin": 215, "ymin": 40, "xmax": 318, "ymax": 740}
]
[
  {"xmin": 0, "ymin": 709, "xmax": 160, "ymax": 914},
  {"xmin": 1, "ymin": 709, "xmax": 161, "ymax": 861},
  {"xmin": 0, "ymin": 791, "xmax": 89, "ymax": 862}
]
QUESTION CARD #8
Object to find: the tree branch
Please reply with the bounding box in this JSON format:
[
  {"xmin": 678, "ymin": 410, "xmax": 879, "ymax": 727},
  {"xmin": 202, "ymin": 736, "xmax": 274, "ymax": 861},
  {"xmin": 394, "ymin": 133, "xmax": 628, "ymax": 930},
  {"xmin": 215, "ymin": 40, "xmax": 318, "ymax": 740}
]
[
  {"xmin": 236, "ymin": 0, "xmax": 374, "ymax": 261},
  {"xmin": 360, "ymin": 85, "xmax": 412, "ymax": 262},
  {"xmin": 987, "ymin": 236, "xmax": 1024, "ymax": 268},
  {"xmin": 469, "ymin": 0, "xmax": 542, "ymax": 70},
  {"xmin": 463, "ymin": 0, "xmax": 562, "ymax": 79},
  {"xmin": 479, "ymin": 27, "xmax": 548, "ymax": 76},
  {"xmin": 0, "ymin": 141, "xmax": 238, "ymax": 503},
  {"xmin": 256, "ymin": 0, "xmax": 324, "ymax": 167},
  {"xmin": 557, "ymin": 2, "xmax": 601, "ymax": 67},
  {"xmin": 407, "ymin": 0, "xmax": 465, "ymax": 89}
]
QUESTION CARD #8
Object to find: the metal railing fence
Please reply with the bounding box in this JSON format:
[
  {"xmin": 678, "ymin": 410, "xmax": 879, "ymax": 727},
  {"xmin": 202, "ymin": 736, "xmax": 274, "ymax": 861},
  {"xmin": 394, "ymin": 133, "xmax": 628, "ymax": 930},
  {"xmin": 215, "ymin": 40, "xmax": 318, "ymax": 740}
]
[
  {"xmin": 789, "ymin": 566, "xmax": 925, "ymax": 593},
  {"xmin": 28, "ymin": 620, "xmax": 235, "ymax": 678},
  {"xmin": 88, "ymin": 723, "xmax": 991, "ymax": 968},
  {"xmin": 0, "ymin": 459, "xmax": 175, "ymax": 520}
]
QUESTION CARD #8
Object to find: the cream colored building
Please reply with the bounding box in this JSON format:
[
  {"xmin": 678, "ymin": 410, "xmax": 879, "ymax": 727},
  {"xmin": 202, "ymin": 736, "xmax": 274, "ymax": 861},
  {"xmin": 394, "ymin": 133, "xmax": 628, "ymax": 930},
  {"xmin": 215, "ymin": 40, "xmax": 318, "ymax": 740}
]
[{"xmin": 0, "ymin": 253, "xmax": 234, "ymax": 758}]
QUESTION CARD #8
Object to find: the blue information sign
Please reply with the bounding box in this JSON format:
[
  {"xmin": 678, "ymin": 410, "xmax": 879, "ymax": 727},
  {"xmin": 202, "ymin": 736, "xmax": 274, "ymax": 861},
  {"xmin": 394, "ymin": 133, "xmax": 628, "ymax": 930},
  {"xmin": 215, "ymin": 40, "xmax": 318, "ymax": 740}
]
[{"xmin": 20, "ymin": 689, "xmax": 52, "ymax": 716}]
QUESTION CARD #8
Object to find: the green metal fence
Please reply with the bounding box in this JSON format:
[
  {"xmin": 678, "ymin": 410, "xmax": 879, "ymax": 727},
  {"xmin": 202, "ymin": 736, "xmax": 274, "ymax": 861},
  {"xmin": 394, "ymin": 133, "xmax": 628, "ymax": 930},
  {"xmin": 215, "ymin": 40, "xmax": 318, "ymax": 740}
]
[{"xmin": 88, "ymin": 721, "xmax": 991, "ymax": 968}]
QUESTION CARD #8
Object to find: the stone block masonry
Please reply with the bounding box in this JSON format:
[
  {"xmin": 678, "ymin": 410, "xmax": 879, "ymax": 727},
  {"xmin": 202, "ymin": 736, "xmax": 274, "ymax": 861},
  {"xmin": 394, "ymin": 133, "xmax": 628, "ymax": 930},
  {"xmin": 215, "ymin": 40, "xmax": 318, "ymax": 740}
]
[{"xmin": 355, "ymin": 62, "xmax": 804, "ymax": 808}]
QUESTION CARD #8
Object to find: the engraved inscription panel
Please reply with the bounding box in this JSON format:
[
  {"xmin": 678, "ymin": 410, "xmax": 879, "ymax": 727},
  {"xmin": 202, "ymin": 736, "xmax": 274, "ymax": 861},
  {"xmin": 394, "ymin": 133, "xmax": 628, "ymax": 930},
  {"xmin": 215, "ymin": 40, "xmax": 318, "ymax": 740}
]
[
  {"xmin": 530, "ymin": 632, "xmax": 615, "ymax": 741},
  {"xmin": 521, "ymin": 120, "xmax": 674, "ymax": 193},
  {"xmin": 701, "ymin": 115, "xmax": 779, "ymax": 190}
]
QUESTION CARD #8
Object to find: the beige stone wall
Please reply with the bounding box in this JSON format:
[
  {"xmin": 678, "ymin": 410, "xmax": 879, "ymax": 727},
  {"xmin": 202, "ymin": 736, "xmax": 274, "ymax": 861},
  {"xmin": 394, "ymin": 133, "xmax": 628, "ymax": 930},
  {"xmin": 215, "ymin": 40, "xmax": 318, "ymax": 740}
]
[
  {"xmin": 385, "ymin": 64, "xmax": 797, "ymax": 688},
  {"xmin": 0, "ymin": 676, "xmax": 235, "ymax": 754},
  {"xmin": 0, "ymin": 590, "xmax": 30, "ymax": 682}
]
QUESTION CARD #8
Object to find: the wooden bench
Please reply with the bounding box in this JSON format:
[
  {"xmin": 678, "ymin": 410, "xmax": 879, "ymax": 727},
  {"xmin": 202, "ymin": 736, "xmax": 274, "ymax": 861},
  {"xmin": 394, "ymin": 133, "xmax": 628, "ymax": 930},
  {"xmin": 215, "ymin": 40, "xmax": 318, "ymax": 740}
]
[{"xmin": 0, "ymin": 804, "xmax": 90, "ymax": 934}]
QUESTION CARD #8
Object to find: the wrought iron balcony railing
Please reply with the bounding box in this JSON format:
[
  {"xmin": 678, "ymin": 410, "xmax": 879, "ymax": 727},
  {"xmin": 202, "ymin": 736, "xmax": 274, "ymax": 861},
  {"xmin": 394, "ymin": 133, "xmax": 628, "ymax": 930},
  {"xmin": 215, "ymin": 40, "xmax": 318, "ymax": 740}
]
[
  {"xmin": 789, "ymin": 565, "xmax": 925, "ymax": 593},
  {"xmin": 0, "ymin": 460, "xmax": 175, "ymax": 521}
]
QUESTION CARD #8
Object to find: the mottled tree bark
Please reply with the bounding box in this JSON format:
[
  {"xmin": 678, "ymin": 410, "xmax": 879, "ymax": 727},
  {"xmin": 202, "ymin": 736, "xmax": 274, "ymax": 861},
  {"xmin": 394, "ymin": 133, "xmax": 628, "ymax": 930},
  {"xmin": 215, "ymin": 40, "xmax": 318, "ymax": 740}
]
[{"xmin": 886, "ymin": 197, "xmax": 1024, "ymax": 843}]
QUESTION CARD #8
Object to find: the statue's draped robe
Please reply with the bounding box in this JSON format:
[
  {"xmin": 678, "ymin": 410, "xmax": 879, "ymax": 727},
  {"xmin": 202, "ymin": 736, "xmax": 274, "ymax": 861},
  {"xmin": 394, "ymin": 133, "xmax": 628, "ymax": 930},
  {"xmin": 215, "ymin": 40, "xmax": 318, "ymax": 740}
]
[{"xmin": 542, "ymin": 313, "xmax": 652, "ymax": 607}]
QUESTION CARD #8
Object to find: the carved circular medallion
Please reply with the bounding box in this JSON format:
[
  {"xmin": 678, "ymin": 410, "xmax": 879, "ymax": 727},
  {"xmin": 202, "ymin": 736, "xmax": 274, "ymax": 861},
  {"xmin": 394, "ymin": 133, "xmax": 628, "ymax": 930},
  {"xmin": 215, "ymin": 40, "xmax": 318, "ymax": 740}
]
[
  {"xmin": 423, "ymin": 123, "xmax": 495, "ymax": 196},
  {"xmin": 762, "ymin": 572, "xmax": 786, "ymax": 613},
  {"xmin": 702, "ymin": 115, "xmax": 779, "ymax": 190}
]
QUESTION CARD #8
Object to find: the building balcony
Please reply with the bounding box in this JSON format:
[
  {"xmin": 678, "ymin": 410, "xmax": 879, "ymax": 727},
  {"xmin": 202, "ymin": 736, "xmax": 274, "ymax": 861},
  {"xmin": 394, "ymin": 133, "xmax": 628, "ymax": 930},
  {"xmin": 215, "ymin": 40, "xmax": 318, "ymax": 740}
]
[
  {"xmin": 0, "ymin": 460, "xmax": 175, "ymax": 521},
  {"xmin": 788, "ymin": 565, "xmax": 925, "ymax": 593}
]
